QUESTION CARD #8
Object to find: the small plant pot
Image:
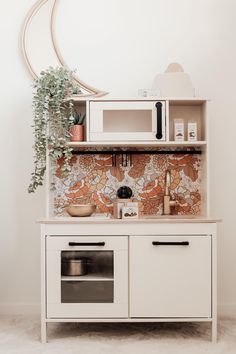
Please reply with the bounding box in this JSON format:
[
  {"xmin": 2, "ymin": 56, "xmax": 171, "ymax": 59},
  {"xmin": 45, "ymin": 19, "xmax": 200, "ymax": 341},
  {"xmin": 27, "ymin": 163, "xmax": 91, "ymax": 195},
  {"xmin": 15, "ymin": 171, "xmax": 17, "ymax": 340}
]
[{"xmin": 70, "ymin": 125, "xmax": 84, "ymax": 142}]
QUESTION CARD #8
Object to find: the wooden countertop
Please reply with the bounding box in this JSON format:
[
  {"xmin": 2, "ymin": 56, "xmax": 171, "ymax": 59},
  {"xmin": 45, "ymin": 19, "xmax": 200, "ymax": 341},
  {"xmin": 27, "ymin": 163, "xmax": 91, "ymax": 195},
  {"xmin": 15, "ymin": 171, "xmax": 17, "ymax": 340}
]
[{"xmin": 37, "ymin": 216, "xmax": 221, "ymax": 224}]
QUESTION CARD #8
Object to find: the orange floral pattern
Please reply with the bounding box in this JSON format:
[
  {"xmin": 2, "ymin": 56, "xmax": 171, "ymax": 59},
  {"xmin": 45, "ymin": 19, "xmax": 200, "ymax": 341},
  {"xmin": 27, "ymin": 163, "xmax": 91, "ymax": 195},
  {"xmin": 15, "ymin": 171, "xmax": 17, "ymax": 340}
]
[{"xmin": 52, "ymin": 152, "xmax": 202, "ymax": 216}]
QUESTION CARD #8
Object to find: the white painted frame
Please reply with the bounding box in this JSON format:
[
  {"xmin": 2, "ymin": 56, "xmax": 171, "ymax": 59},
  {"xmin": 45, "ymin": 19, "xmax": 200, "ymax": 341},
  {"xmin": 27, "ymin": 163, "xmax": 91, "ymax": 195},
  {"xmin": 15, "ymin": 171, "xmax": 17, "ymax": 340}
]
[{"xmin": 40, "ymin": 97, "xmax": 217, "ymax": 343}]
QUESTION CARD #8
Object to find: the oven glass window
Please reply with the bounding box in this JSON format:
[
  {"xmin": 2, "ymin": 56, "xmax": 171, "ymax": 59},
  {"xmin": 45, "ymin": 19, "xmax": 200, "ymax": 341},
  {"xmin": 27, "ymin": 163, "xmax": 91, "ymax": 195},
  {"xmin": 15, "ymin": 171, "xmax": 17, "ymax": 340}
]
[{"xmin": 60, "ymin": 251, "xmax": 114, "ymax": 304}]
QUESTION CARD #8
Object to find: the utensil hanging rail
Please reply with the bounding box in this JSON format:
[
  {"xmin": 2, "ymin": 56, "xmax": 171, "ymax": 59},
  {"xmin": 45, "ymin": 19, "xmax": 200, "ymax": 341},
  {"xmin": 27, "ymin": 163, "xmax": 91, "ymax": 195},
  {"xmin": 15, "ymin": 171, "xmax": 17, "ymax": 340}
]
[{"xmin": 72, "ymin": 150, "xmax": 202, "ymax": 155}]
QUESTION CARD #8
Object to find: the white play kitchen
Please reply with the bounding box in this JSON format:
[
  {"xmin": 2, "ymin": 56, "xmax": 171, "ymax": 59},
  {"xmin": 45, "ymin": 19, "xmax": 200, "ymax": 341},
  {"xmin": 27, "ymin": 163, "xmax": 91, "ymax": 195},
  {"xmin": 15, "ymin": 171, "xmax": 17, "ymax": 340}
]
[{"xmin": 39, "ymin": 96, "xmax": 219, "ymax": 343}]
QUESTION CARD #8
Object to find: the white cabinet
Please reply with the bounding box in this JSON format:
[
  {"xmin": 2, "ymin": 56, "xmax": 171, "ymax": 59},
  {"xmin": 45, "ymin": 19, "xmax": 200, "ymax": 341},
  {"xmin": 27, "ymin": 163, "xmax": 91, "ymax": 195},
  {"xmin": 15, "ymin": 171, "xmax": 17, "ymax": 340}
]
[
  {"xmin": 46, "ymin": 236, "xmax": 128, "ymax": 318},
  {"xmin": 89, "ymin": 100, "xmax": 166, "ymax": 141},
  {"xmin": 130, "ymin": 235, "xmax": 211, "ymax": 318},
  {"xmin": 40, "ymin": 222, "xmax": 217, "ymax": 343}
]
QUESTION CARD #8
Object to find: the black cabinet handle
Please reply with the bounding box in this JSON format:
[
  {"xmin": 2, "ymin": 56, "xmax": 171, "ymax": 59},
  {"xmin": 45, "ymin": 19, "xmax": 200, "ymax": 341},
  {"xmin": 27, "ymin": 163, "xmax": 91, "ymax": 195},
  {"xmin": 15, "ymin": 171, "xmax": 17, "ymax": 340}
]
[
  {"xmin": 152, "ymin": 241, "xmax": 189, "ymax": 246},
  {"xmin": 155, "ymin": 102, "xmax": 163, "ymax": 140},
  {"xmin": 69, "ymin": 242, "xmax": 105, "ymax": 247}
]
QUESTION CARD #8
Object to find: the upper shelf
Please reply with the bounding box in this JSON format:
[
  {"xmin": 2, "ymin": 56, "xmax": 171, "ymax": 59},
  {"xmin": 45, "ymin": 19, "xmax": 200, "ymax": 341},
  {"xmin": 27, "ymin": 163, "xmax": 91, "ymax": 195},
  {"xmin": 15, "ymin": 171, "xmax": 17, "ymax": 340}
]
[
  {"xmin": 67, "ymin": 98, "xmax": 208, "ymax": 147},
  {"xmin": 66, "ymin": 96, "xmax": 209, "ymax": 105}
]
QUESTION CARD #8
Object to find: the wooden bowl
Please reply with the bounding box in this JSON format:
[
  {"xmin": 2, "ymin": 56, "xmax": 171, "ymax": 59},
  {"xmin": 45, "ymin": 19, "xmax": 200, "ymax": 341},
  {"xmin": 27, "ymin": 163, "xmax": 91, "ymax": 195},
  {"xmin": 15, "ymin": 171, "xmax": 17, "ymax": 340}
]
[{"xmin": 66, "ymin": 204, "xmax": 97, "ymax": 217}]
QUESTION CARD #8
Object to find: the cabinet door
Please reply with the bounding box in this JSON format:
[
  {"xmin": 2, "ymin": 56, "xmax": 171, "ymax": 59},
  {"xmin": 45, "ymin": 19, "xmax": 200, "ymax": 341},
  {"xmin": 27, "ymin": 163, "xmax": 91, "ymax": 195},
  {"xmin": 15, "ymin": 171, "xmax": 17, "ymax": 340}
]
[
  {"xmin": 47, "ymin": 236, "xmax": 128, "ymax": 318},
  {"xmin": 130, "ymin": 235, "xmax": 211, "ymax": 318}
]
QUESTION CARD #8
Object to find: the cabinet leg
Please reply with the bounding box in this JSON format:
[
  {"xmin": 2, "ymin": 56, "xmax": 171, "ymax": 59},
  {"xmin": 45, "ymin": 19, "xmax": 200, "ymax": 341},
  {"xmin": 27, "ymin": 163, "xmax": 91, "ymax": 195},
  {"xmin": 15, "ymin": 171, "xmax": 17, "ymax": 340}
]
[
  {"xmin": 211, "ymin": 319, "xmax": 217, "ymax": 343},
  {"xmin": 41, "ymin": 320, "xmax": 47, "ymax": 343}
]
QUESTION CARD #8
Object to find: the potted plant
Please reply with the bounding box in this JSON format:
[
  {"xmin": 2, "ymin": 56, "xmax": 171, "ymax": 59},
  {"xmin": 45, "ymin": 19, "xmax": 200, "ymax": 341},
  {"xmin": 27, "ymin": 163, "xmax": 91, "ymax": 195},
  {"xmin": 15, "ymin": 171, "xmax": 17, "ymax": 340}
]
[
  {"xmin": 28, "ymin": 66, "xmax": 79, "ymax": 193},
  {"xmin": 69, "ymin": 112, "xmax": 86, "ymax": 141}
]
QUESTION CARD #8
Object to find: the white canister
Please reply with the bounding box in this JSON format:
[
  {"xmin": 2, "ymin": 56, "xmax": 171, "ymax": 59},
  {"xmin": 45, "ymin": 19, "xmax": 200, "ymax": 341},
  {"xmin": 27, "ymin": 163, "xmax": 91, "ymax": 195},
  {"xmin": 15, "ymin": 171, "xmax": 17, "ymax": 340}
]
[
  {"xmin": 122, "ymin": 205, "xmax": 139, "ymax": 219},
  {"xmin": 187, "ymin": 122, "xmax": 198, "ymax": 141},
  {"xmin": 174, "ymin": 118, "xmax": 184, "ymax": 141},
  {"xmin": 113, "ymin": 198, "xmax": 132, "ymax": 219}
]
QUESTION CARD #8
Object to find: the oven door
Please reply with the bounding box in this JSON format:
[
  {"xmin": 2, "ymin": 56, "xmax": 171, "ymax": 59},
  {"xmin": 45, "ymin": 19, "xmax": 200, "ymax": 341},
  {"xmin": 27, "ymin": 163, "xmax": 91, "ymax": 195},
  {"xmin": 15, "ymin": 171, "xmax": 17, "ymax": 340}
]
[
  {"xmin": 46, "ymin": 236, "xmax": 128, "ymax": 318},
  {"xmin": 89, "ymin": 101, "xmax": 166, "ymax": 141}
]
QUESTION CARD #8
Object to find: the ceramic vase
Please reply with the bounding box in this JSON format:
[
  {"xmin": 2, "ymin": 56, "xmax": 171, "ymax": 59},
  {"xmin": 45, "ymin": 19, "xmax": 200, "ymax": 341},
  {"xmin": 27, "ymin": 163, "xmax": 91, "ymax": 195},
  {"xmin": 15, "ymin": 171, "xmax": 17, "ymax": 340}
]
[{"xmin": 70, "ymin": 125, "xmax": 84, "ymax": 141}]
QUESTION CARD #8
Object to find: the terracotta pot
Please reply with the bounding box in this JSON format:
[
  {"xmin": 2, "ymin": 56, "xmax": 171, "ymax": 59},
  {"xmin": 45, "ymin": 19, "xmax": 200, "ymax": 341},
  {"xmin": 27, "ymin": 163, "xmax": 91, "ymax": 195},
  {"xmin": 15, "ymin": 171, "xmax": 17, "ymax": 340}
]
[{"xmin": 70, "ymin": 125, "xmax": 84, "ymax": 142}]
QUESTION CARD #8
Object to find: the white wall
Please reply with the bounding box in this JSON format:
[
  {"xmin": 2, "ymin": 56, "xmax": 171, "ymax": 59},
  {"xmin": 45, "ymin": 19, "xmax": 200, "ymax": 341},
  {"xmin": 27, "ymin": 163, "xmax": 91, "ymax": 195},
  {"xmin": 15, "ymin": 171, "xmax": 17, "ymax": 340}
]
[{"xmin": 0, "ymin": 0, "xmax": 236, "ymax": 316}]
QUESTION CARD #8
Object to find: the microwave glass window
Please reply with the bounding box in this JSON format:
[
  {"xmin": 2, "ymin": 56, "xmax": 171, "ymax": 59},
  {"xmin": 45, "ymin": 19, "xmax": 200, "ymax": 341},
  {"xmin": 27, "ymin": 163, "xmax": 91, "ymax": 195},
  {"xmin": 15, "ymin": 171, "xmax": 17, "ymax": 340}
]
[{"xmin": 103, "ymin": 110, "xmax": 152, "ymax": 132}]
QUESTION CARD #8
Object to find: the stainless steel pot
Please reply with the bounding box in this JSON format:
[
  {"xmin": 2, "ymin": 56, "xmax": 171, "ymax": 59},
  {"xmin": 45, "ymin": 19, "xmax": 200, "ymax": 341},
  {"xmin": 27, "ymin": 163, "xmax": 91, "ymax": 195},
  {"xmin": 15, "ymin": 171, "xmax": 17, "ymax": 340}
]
[{"xmin": 61, "ymin": 258, "xmax": 88, "ymax": 276}]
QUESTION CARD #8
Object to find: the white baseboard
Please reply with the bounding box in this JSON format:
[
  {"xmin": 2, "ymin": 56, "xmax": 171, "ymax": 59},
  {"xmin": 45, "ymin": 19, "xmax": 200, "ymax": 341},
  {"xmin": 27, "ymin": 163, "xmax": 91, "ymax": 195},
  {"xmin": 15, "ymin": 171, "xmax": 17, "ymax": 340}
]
[
  {"xmin": 0, "ymin": 302, "xmax": 236, "ymax": 319},
  {"xmin": 218, "ymin": 303, "xmax": 236, "ymax": 319},
  {"xmin": 0, "ymin": 303, "xmax": 40, "ymax": 316}
]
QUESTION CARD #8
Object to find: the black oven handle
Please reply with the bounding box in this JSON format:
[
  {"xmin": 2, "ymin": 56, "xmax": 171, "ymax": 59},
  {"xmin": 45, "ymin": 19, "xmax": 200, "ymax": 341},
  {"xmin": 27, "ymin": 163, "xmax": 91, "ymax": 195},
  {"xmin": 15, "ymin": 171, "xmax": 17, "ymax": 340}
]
[
  {"xmin": 152, "ymin": 241, "xmax": 189, "ymax": 246},
  {"xmin": 69, "ymin": 242, "xmax": 105, "ymax": 247},
  {"xmin": 155, "ymin": 102, "xmax": 163, "ymax": 140}
]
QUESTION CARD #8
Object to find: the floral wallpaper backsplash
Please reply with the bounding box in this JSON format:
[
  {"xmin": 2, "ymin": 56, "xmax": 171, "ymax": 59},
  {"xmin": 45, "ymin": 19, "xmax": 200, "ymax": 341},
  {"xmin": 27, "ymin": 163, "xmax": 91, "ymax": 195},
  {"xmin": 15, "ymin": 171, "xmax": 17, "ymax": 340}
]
[{"xmin": 51, "ymin": 152, "xmax": 202, "ymax": 216}]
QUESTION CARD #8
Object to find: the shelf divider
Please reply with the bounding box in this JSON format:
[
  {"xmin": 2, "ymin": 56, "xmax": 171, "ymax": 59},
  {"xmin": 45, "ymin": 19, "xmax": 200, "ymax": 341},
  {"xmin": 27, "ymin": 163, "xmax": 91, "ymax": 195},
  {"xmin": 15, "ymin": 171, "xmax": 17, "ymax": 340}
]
[{"xmin": 61, "ymin": 275, "xmax": 114, "ymax": 282}]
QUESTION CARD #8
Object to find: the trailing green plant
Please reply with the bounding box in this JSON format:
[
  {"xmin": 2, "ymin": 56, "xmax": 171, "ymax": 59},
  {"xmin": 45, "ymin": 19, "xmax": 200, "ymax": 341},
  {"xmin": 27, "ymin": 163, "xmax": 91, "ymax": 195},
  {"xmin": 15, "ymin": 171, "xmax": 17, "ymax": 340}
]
[{"xmin": 28, "ymin": 66, "xmax": 79, "ymax": 193}]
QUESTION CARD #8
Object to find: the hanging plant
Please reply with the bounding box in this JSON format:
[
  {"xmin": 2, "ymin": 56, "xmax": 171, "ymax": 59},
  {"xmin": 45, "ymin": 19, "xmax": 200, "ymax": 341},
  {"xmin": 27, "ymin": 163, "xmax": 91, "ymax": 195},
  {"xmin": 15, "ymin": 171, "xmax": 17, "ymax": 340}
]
[{"xmin": 28, "ymin": 66, "xmax": 79, "ymax": 193}]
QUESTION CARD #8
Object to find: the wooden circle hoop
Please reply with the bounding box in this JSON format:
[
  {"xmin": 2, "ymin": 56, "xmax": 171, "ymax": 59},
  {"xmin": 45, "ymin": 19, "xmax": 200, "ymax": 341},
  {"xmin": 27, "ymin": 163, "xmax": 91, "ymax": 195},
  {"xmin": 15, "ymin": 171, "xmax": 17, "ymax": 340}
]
[{"xmin": 21, "ymin": 0, "xmax": 108, "ymax": 97}]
